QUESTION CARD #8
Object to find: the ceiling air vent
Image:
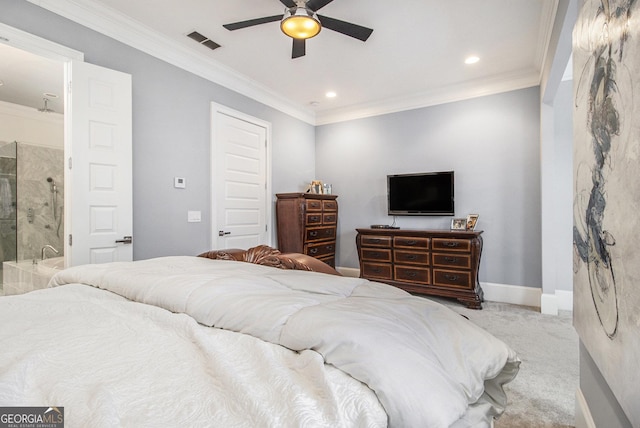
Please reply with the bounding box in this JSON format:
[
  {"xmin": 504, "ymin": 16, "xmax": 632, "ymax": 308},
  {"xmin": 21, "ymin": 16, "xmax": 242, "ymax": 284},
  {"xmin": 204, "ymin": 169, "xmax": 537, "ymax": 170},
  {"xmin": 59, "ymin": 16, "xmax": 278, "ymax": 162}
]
[{"xmin": 187, "ymin": 31, "xmax": 221, "ymax": 51}]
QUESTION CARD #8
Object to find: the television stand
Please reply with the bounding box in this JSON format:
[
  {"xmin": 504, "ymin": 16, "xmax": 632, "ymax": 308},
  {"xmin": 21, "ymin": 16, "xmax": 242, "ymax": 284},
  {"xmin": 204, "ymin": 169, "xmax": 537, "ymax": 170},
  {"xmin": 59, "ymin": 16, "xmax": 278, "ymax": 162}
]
[{"xmin": 356, "ymin": 228, "xmax": 484, "ymax": 309}]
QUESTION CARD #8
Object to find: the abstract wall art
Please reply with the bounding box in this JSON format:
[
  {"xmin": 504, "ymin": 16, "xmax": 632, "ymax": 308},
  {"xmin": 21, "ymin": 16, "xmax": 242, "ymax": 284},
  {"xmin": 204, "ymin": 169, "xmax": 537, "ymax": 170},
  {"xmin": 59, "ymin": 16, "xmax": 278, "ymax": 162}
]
[{"xmin": 573, "ymin": 0, "xmax": 640, "ymax": 424}]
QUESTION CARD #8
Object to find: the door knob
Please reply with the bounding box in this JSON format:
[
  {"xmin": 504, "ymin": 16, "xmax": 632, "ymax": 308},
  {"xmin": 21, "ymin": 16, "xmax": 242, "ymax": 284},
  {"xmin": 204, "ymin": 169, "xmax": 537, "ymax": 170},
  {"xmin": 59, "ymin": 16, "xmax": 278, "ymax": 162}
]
[
  {"xmin": 218, "ymin": 231, "xmax": 231, "ymax": 237},
  {"xmin": 115, "ymin": 236, "xmax": 133, "ymax": 244}
]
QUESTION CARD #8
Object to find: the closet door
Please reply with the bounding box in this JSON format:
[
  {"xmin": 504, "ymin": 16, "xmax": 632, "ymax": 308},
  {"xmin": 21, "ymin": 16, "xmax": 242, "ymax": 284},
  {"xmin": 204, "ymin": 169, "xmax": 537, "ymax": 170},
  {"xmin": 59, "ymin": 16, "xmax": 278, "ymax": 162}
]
[
  {"xmin": 211, "ymin": 104, "xmax": 270, "ymax": 250},
  {"xmin": 66, "ymin": 60, "xmax": 132, "ymax": 266}
]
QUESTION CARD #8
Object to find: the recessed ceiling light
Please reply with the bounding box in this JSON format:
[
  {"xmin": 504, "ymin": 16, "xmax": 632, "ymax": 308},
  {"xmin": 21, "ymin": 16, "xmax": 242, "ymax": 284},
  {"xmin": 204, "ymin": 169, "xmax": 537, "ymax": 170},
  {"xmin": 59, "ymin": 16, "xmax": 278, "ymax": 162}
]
[
  {"xmin": 309, "ymin": 101, "xmax": 320, "ymax": 107},
  {"xmin": 465, "ymin": 56, "xmax": 480, "ymax": 65},
  {"xmin": 325, "ymin": 91, "xmax": 337, "ymax": 98}
]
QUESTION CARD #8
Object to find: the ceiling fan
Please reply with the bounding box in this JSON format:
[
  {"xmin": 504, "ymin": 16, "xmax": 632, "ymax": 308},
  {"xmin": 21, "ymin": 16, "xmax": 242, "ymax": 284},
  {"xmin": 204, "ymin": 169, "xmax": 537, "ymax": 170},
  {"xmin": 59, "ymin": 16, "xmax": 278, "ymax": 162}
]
[{"xmin": 223, "ymin": 0, "xmax": 374, "ymax": 59}]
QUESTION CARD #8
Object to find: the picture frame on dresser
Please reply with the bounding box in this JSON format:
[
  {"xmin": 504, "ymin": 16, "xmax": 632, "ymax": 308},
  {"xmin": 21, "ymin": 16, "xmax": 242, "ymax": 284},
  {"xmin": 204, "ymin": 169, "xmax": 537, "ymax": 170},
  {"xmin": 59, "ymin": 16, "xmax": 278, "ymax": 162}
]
[
  {"xmin": 450, "ymin": 218, "xmax": 467, "ymax": 230},
  {"xmin": 466, "ymin": 214, "xmax": 479, "ymax": 230}
]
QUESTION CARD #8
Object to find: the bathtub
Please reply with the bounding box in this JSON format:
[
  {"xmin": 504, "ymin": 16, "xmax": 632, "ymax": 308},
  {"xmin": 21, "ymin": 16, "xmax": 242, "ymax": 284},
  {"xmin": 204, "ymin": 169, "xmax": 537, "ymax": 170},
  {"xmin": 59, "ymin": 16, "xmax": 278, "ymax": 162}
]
[{"xmin": 2, "ymin": 256, "xmax": 65, "ymax": 296}]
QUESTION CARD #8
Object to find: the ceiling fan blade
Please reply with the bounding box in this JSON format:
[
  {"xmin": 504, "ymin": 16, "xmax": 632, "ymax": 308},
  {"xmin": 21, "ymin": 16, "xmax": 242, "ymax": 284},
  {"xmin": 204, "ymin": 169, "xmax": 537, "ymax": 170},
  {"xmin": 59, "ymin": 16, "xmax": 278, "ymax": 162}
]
[
  {"xmin": 223, "ymin": 15, "xmax": 283, "ymax": 31},
  {"xmin": 279, "ymin": 0, "xmax": 297, "ymax": 7},
  {"xmin": 306, "ymin": 0, "xmax": 335, "ymax": 12},
  {"xmin": 292, "ymin": 38, "xmax": 306, "ymax": 58},
  {"xmin": 317, "ymin": 15, "xmax": 373, "ymax": 41}
]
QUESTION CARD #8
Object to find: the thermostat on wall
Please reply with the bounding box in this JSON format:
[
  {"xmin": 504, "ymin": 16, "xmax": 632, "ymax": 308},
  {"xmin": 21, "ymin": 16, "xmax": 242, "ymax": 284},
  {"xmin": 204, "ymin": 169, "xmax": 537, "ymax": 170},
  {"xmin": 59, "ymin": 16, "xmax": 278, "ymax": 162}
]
[{"xmin": 174, "ymin": 177, "xmax": 186, "ymax": 188}]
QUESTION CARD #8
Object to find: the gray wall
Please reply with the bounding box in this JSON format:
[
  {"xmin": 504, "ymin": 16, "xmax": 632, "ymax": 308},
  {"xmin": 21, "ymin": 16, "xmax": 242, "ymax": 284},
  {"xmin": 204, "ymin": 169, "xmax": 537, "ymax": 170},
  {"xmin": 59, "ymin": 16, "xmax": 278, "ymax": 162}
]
[
  {"xmin": 552, "ymin": 80, "xmax": 573, "ymax": 292},
  {"xmin": 0, "ymin": 0, "xmax": 316, "ymax": 260},
  {"xmin": 580, "ymin": 342, "xmax": 632, "ymax": 428},
  {"xmin": 316, "ymin": 87, "xmax": 542, "ymax": 288}
]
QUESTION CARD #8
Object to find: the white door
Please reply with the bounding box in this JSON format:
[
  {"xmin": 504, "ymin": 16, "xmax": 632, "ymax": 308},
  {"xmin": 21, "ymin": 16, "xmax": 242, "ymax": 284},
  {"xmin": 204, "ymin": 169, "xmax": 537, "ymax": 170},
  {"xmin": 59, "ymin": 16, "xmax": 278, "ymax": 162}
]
[
  {"xmin": 211, "ymin": 105, "xmax": 270, "ymax": 250},
  {"xmin": 65, "ymin": 60, "xmax": 133, "ymax": 266}
]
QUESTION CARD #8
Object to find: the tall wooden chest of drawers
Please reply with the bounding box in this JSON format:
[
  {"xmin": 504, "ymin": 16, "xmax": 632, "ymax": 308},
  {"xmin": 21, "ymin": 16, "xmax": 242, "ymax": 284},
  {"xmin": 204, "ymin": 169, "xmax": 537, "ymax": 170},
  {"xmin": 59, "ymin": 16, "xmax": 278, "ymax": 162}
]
[
  {"xmin": 276, "ymin": 193, "xmax": 338, "ymax": 267},
  {"xmin": 356, "ymin": 228, "xmax": 484, "ymax": 309}
]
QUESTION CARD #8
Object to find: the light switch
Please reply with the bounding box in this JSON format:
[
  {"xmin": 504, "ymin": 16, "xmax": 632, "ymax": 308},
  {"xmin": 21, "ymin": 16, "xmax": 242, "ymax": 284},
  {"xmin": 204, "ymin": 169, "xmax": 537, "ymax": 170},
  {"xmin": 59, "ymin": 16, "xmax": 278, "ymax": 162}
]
[
  {"xmin": 174, "ymin": 177, "xmax": 186, "ymax": 188},
  {"xmin": 187, "ymin": 210, "xmax": 201, "ymax": 222}
]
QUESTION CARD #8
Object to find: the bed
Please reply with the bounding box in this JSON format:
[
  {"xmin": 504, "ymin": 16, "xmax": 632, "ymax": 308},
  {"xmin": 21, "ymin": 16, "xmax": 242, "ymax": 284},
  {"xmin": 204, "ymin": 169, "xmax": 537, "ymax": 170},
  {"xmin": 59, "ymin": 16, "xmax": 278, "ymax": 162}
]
[{"xmin": 0, "ymin": 245, "xmax": 519, "ymax": 427}]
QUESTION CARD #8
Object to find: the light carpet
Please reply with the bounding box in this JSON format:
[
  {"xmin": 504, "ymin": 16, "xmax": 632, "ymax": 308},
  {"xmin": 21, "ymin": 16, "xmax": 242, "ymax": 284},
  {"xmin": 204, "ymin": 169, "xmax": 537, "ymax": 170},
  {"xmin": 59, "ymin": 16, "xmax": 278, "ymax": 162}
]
[{"xmin": 429, "ymin": 297, "xmax": 578, "ymax": 428}]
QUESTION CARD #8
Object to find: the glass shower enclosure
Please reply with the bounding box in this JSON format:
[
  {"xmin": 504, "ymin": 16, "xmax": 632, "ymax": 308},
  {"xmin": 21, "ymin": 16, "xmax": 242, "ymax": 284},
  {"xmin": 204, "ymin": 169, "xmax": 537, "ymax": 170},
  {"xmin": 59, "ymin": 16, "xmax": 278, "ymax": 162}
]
[{"xmin": 0, "ymin": 140, "xmax": 64, "ymax": 294}]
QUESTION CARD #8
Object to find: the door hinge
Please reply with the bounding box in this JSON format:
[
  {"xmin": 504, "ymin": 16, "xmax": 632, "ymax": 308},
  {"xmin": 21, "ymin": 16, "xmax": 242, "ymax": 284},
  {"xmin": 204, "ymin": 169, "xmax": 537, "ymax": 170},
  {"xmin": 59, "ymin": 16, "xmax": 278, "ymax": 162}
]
[
  {"xmin": 68, "ymin": 157, "xmax": 72, "ymax": 170},
  {"xmin": 68, "ymin": 234, "xmax": 72, "ymax": 246}
]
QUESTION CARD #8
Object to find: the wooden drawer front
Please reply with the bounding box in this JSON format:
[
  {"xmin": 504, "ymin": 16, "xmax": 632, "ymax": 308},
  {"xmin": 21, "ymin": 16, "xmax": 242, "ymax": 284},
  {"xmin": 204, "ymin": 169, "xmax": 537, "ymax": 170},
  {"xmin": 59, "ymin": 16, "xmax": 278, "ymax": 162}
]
[
  {"xmin": 305, "ymin": 213, "xmax": 323, "ymax": 225},
  {"xmin": 432, "ymin": 238, "xmax": 471, "ymax": 252},
  {"xmin": 323, "ymin": 200, "xmax": 338, "ymax": 211},
  {"xmin": 323, "ymin": 213, "xmax": 337, "ymax": 224},
  {"xmin": 362, "ymin": 248, "xmax": 392, "ymax": 262},
  {"xmin": 306, "ymin": 226, "xmax": 335, "ymax": 242},
  {"xmin": 394, "ymin": 250, "xmax": 429, "ymax": 266},
  {"xmin": 394, "ymin": 266, "xmax": 430, "ymax": 285},
  {"xmin": 306, "ymin": 241, "xmax": 336, "ymax": 258},
  {"xmin": 394, "ymin": 236, "xmax": 430, "ymax": 249},
  {"xmin": 432, "ymin": 253, "xmax": 471, "ymax": 269},
  {"xmin": 306, "ymin": 199, "xmax": 323, "ymax": 211},
  {"xmin": 433, "ymin": 269, "xmax": 472, "ymax": 289},
  {"xmin": 362, "ymin": 262, "xmax": 393, "ymax": 280},
  {"xmin": 361, "ymin": 235, "xmax": 392, "ymax": 247},
  {"xmin": 318, "ymin": 255, "xmax": 335, "ymax": 268}
]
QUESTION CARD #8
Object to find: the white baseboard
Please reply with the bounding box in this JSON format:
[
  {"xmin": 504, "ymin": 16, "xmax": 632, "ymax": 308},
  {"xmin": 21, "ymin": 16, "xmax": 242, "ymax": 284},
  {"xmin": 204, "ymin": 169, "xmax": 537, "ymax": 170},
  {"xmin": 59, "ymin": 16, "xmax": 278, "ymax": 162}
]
[
  {"xmin": 541, "ymin": 289, "xmax": 574, "ymax": 315},
  {"xmin": 336, "ymin": 268, "xmax": 553, "ymax": 309},
  {"xmin": 336, "ymin": 266, "xmax": 360, "ymax": 278},
  {"xmin": 480, "ymin": 282, "xmax": 542, "ymax": 308},
  {"xmin": 575, "ymin": 388, "xmax": 596, "ymax": 428}
]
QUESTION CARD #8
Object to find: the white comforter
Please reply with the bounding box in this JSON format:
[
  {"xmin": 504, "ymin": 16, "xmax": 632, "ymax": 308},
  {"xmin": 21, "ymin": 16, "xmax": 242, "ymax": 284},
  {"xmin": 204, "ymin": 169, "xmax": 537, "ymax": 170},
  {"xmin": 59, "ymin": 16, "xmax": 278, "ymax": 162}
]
[
  {"xmin": 44, "ymin": 256, "xmax": 519, "ymax": 427},
  {"xmin": 0, "ymin": 283, "xmax": 385, "ymax": 427}
]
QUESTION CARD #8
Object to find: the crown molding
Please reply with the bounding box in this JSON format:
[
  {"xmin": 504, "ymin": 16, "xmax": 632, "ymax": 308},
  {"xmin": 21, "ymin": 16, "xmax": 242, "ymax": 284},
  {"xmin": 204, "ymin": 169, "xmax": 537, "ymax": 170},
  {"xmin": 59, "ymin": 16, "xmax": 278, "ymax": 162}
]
[
  {"xmin": 315, "ymin": 69, "xmax": 541, "ymax": 125},
  {"xmin": 26, "ymin": 0, "xmax": 550, "ymax": 127},
  {"xmin": 26, "ymin": 0, "xmax": 317, "ymax": 125},
  {"xmin": 535, "ymin": 0, "xmax": 561, "ymax": 79}
]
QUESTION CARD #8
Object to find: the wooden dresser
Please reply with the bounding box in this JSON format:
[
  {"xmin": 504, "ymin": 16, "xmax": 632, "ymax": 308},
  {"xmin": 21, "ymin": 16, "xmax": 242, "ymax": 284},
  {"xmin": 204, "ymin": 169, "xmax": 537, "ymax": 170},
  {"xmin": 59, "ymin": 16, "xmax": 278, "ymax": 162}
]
[
  {"xmin": 356, "ymin": 228, "xmax": 484, "ymax": 309},
  {"xmin": 276, "ymin": 193, "xmax": 338, "ymax": 267}
]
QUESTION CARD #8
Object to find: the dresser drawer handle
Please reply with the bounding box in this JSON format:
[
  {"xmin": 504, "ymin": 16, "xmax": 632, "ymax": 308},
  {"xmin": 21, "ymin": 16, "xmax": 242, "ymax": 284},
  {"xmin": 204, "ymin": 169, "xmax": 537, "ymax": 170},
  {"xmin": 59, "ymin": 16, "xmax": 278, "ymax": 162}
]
[
  {"xmin": 309, "ymin": 248, "xmax": 318, "ymax": 255},
  {"xmin": 309, "ymin": 216, "xmax": 320, "ymax": 222},
  {"xmin": 406, "ymin": 240, "xmax": 417, "ymax": 245},
  {"xmin": 406, "ymin": 255, "xmax": 418, "ymax": 260},
  {"xmin": 444, "ymin": 242, "xmax": 459, "ymax": 247},
  {"xmin": 406, "ymin": 272, "xmax": 417, "ymax": 278},
  {"xmin": 326, "ymin": 245, "xmax": 334, "ymax": 251},
  {"xmin": 444, "ymin": 257, "xmax": 458, "ymax": 263},
  {"xmin": 444, "ymin": 274, "xmax": 460, "ymax": 281},
  {"xmin": 371, "ymin": 238, "xmax": 381, "ymax": 243},
  {"xmin": 309, "ymin": 231, "xmax": 318, "ymax": 237},
  {"xmin": 372, "ymin": 267, "xmax": 382, "ymax": 273}
]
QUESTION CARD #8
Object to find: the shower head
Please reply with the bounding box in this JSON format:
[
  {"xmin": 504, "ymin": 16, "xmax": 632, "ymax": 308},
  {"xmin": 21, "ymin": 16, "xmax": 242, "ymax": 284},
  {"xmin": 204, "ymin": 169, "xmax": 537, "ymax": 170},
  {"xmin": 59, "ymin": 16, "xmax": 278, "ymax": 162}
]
[{"xmin": 46, "ymin": 177, "xmax": 57, "ymax": 193}]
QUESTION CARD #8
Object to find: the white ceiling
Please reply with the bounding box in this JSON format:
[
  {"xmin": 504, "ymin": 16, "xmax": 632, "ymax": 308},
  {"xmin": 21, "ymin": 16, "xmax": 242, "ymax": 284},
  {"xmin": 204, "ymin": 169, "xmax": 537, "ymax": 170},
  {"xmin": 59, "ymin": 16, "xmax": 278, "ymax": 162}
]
[
  {"xmin": 1, "ymin": 0, "xmax": 558, "ymax": 124},
  {"xmin": 0, "ymin": 42, "xmax": 64, "ymax": 114}
]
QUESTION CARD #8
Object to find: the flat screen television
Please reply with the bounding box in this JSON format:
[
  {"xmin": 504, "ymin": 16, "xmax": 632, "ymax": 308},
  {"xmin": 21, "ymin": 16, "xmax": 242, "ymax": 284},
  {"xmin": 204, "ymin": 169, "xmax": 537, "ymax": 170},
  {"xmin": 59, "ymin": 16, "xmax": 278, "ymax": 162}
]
[{"xmin": 387, "ymin": 171, "xmax": 454, "ymax": 216}]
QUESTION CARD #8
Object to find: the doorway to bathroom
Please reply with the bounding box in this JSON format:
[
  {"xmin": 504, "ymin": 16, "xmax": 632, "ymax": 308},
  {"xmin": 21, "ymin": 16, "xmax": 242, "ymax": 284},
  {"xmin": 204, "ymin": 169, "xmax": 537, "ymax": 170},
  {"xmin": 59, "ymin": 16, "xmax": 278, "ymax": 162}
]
[
  {"xmin": 0, "ymin": 23, "xmax": 133, "ymax": 295},
  {"xmin": 0, "ymin": 42, "xmax": 65, "ymax": 295}
]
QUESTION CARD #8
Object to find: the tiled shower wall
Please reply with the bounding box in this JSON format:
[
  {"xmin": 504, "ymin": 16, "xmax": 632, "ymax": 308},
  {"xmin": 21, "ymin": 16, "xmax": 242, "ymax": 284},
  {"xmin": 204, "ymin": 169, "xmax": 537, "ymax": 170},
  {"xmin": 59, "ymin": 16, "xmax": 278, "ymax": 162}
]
[
  {"xmin": 0, "ymin": 143, "xmax": 17, "ymax": 266},
  {"xmin": 16, "ymin": 142, "xmax": 64, "ymax": 261}
]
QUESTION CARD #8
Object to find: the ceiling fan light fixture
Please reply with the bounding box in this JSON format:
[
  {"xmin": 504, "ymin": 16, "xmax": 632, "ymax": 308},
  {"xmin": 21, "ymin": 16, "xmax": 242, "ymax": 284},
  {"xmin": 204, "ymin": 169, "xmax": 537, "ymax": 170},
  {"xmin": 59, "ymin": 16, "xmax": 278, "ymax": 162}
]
[{"xmin": 281, "ymin": 7, "xmax": 321, "ymax": 39}]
